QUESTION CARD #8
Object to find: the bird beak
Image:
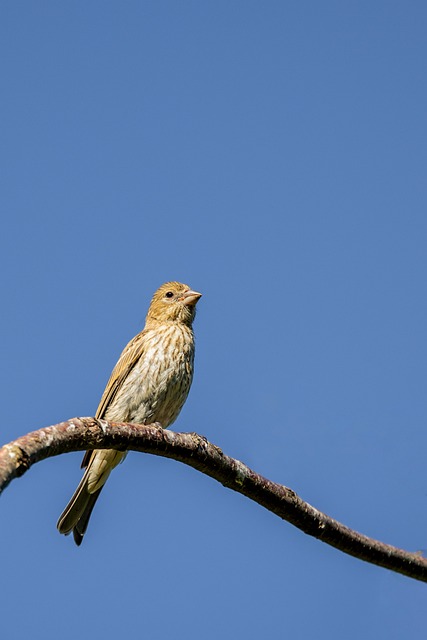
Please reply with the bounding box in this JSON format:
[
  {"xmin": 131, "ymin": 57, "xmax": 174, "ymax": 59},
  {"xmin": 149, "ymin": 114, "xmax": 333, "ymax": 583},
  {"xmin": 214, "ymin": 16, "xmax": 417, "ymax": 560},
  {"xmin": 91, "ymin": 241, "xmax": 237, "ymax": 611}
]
[{"xmin": 181, "ymin": 290, "xmax": 202, "ymax": 306}]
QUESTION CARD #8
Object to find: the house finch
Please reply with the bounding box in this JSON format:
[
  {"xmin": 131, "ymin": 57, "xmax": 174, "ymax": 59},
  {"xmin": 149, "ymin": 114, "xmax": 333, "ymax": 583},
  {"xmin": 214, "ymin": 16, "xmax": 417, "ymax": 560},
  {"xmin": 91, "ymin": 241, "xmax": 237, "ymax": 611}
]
[{"xmin": 57, "ymin": 281, "xmax": 202, "ymax": 545}]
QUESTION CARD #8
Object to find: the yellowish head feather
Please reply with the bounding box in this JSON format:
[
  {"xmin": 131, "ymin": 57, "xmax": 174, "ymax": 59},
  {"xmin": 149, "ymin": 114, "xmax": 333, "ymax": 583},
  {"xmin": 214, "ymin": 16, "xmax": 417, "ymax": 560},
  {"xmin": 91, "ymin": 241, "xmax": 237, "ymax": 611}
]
[{"xmin": 146, "ymin": 281, "xmax": 202, "ymax": 326}]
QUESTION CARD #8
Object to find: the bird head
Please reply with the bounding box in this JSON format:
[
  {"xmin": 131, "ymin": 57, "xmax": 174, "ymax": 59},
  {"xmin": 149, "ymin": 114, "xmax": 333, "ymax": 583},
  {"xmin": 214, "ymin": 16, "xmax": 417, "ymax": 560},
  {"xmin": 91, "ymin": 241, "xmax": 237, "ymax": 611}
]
[{"xmin": 146, "ymin": 282, "xmax": 202, "ymax": 326}]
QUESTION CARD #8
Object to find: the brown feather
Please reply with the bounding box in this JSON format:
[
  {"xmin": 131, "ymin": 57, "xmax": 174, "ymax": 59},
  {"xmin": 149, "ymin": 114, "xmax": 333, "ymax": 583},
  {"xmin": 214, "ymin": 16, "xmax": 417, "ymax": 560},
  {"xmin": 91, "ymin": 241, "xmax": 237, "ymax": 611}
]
[
  {"xmin": 95, "ymin": 330, "xmax": 148, "ymax": 422},
  {"xmin": 57, "ymin": 281, "xmax": 201, "ymax": 544}
]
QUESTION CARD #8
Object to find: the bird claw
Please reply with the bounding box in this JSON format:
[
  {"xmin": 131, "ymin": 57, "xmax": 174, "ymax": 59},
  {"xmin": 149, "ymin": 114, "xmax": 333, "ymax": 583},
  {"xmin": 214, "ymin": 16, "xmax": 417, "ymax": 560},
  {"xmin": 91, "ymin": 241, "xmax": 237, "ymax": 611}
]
[
  {"xmin": 96, "ymin": 419, "xmax": 109, "ymax": 435},
  {"xmin": 189, "ymin": 432, "xmax": 208, "ymax": 444}
]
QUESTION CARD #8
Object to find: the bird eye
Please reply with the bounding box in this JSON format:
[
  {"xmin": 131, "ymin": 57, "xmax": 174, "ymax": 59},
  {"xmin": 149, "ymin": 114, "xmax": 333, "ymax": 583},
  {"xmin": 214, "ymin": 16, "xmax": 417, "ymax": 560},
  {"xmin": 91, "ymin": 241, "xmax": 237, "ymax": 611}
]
[{"xmin": 165, "ymin": 291, "xmax": 174, "ymax": 299}]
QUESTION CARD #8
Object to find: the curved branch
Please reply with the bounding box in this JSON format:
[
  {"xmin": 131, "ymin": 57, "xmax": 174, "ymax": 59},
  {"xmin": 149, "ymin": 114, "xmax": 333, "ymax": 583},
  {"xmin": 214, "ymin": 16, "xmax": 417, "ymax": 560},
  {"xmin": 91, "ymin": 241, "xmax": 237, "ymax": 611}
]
[{"xmin": 0, "ymin": 417, "xmax": 425, "ymax": 582}]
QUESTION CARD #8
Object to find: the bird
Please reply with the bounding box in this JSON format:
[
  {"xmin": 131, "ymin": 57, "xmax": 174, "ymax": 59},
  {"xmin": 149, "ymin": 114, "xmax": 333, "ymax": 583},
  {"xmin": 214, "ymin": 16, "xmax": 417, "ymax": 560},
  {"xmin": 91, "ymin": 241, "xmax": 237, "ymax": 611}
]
[{"xmin": 57, "ymin": 281, "xmax": 202, "ymax": 545}]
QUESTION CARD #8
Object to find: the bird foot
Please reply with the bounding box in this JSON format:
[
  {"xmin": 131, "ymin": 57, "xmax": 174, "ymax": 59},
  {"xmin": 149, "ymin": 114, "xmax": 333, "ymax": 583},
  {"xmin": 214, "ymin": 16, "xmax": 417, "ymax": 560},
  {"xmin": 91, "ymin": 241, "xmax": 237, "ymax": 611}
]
[
  {"xmin": 189, "ymin": 432, "xmax": 208, "ymax": 444},
  {"xmin": 96, "ymin": 418, "xmax": 109, "ymax": 435}
]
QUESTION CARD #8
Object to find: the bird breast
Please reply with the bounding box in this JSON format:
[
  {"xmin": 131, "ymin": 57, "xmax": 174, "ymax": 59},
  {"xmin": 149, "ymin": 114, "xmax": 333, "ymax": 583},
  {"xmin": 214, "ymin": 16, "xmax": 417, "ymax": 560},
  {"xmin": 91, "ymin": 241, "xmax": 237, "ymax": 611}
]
[{"xmin": 105, "ymin": 323, "xmax": 195, "ymax": 428}]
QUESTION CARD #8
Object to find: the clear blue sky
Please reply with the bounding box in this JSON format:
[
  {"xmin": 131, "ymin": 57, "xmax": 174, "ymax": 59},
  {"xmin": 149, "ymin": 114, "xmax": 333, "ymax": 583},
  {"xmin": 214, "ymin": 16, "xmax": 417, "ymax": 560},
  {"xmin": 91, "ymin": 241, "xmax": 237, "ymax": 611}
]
[{"xmin": 1, "ymin": 2, "xmax": 426, "ymax": 638}]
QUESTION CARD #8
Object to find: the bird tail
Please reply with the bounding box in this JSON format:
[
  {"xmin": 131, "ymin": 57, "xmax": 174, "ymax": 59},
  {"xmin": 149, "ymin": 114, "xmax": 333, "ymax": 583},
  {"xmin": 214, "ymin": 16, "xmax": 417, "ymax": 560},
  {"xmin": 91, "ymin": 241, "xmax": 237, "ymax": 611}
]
[
  {"xmin": 57, "ymin": 449, "xmax": 126, "ymax": 545},
  {"xmin": 56, "ymin": 465, "xmax": 104, "ymax": 546}
]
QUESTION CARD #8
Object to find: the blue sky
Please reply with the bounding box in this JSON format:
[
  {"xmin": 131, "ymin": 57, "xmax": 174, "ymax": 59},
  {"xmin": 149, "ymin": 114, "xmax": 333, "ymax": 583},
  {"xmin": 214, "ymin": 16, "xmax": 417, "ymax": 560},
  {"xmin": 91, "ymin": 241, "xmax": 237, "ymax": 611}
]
[{"xmin": 1, "ymin": 2, "xmax": 427, "ymax": 638}]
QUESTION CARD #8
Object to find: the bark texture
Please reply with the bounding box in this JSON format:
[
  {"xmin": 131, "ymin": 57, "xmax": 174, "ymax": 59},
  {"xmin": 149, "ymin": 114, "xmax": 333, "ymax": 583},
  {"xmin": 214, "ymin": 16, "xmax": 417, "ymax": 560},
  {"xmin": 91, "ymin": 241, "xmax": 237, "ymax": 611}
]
[{"xmin": 1, "ymin": 417, "xmax": 426, "ymax": 582}]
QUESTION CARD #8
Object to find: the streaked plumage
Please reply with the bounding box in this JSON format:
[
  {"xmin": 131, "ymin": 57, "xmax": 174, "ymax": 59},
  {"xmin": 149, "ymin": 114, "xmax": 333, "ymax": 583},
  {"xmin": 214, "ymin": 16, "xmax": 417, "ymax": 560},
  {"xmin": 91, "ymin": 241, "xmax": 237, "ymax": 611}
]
[{"xmin": 57, "ymin": 281, "xmax": 202, "ymax": 545}]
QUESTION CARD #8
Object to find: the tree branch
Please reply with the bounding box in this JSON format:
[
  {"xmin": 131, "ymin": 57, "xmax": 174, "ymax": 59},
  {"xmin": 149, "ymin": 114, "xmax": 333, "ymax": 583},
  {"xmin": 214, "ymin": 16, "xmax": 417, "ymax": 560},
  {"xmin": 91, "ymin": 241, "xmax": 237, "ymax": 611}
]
[{"xmin": 0, "ymin": 417, "xmax": 425, "ymax": 582}]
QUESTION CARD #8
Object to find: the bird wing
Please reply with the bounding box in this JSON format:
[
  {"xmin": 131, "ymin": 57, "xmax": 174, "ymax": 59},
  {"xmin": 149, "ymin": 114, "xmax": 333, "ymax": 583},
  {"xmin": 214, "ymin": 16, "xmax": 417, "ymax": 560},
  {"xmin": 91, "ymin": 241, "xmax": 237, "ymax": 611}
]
[
  {"xmin": 95, "ymin": 329, "xmax": 147, "ymax": 420},
  {"xmin": 80, "ymin": 329, "xmax": 147, "ymax": 469}
]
